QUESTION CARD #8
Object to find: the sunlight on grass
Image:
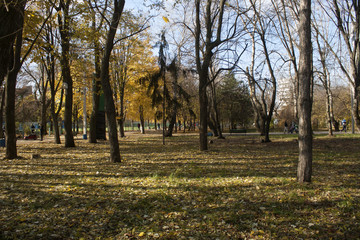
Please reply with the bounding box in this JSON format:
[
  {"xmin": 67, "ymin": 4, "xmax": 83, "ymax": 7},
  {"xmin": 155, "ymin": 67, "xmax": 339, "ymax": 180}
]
[{"xmin": 0, "ymin": 134, "xmax": 359, "ymax": 239}]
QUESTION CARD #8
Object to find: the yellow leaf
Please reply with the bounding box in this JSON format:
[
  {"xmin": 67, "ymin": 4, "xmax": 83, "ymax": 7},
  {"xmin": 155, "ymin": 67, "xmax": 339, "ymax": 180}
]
[
  {"xmin": 162, "ymin": 16, "xmax": 170, "ymax": 23},
  {"xmin": 139, "ymin": 232, "xmax": 145, "ymax": 237}
]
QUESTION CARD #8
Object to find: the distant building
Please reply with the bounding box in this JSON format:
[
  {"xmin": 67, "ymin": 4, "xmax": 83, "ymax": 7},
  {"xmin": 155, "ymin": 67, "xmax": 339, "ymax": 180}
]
[{"xmin": 277, "ymin": 78, "xmax": 294, "ymax": 110}]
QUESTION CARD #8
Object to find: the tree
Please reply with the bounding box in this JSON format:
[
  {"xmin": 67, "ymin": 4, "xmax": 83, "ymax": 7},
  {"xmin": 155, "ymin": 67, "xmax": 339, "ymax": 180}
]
[
  {"xmin": 241, "ymin": 0, "xmax": 278, "ymax": 142},
  {"xmin": 194, "ymin": 0, "xmax": 240, "ymax": 150},
  {"xmin": 217, "ymin": 71, "xmax": 252, "ymax": 129},
  {"xmin": 56, "ymin": 0, "xmax": 75, "ymax": 147},
  {"xmin": 84, "ymin": 0, "xmax": 107, "ymax": 143},
  {"xmin": 314, "ymin": 30, "xmax": 337, "ymax": 135},
  {"xmin": 1, "ymin": 0, "xmax": 27, "ymax": 159},
  {"xmin": 314, "ymin": 0, "xmax": 360, "ymax": 132},
  {"xmin": 99, "ymin": 0, "xmax": 125, "ymax": 163},
  {"xmin": 297, "ymin": 0, "xmax": 313, "ymax": 183}
]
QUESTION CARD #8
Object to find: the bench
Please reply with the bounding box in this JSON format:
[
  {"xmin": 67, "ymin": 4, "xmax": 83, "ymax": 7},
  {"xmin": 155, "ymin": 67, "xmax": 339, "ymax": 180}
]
[{"xmin": 229, "ymin": 129, "xmax": 247, "ymax": 135}]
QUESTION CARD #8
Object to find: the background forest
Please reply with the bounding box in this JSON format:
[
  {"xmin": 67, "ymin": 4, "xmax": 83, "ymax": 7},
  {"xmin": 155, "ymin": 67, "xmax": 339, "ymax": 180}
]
[{"xmin": 1, "ymin": 0, "xmax": 356, "ymax": 144}]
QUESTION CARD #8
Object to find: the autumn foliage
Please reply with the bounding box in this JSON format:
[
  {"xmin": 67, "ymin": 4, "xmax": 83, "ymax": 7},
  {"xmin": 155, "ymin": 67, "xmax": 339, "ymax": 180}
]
[{"xmin": 1, "ymin": 133, "xmax": 359, "ymax": 239}]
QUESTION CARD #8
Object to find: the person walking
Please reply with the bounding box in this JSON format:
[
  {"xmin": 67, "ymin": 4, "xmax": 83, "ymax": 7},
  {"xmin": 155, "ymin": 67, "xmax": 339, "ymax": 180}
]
[{"xmin": 341, "ymin": 119, "xmax": 347, "ymax": 132}]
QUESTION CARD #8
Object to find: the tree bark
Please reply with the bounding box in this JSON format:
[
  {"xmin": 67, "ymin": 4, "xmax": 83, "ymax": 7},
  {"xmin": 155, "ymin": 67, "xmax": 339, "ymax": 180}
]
[
  {"xmin": 100, "ymin": 0, "xmax": 125, "ymax": 163},
  {"xmin": 2, "ymin": 0, "xmax": 27, "ymax": 159},
  {"xmin": 58, "ymin": 0, "xmax": 75, "ymax": 147},
  {"xmin": 297, "ymin": 0, "xmax": 313, "ymax": 183}
]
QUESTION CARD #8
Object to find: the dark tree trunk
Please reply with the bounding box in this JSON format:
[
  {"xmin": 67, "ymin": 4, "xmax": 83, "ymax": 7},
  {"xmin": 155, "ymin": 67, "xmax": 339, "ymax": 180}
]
[
  {"xmin": 139, "ymin": 105, "xmax": 145, "ymax": 134},
  {"xmin": 2, "ymin": 0, "xmax": 27, "ymax": 159},
  {"xmin": 297, "ymin": 0, "xmax": 313, "ymax": 183},
  {"xmin": 195, "ymin": 0, "xmax": 227, "ymax": 151},
  {"xmin": 88, "ymin": 5, "xmax": 102, "ymax": 143},
  {"xmin": 99, "ymin": 0, "xmax": 125, "ymax": 163},
  {"xmin": 5, "ymin": 69, "xmax": 18, "ymax": 159},
  {"xmin": 166, "ymin": 112, "xmax": 176, "ymax": 137},
  {"xmin": 58, "ymin": 0, "xmax": 75, "ymax": 147},
  {"xmin": 0, "ymin": 89, "xmax": 5, "ymax": 139}
]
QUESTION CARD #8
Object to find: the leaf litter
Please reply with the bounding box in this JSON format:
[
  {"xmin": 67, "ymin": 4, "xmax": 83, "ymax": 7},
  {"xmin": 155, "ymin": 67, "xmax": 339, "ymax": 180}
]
[{"xmin": 0, "ymin": 133, "xmax": 359, "ymax": 239}]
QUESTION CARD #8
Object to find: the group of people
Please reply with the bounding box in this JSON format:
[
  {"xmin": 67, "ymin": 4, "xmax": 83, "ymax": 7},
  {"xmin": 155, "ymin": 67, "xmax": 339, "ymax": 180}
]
[
  {"xmin": 284, "ymin": 118, "xmax": 348, "ymax": 133},
  {"xmin": 283, "ymin": 121, "xmax": 298, "ymax": 134}
]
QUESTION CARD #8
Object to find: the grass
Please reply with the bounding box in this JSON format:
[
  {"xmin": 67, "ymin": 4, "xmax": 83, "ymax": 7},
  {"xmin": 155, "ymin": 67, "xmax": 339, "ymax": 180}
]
[{"xmin": 0, "ymin": 133, "xmax": 359, "ymax": 239}]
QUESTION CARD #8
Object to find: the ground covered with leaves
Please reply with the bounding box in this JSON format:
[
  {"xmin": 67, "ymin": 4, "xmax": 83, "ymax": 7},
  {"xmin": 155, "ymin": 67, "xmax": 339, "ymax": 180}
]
[{"xmin": 1, "ymin": 133, "xmax": 359, "ymax": 239}]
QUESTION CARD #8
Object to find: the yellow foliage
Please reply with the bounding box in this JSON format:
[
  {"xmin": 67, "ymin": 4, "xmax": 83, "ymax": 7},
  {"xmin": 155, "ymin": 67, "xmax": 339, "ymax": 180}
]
[{"xmin": 162, "ymin": 16, "xmax": 170, "ymax": 23}]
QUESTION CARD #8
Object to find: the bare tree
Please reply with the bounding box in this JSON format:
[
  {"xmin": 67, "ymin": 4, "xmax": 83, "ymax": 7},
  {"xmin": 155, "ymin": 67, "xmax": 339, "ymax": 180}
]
[
  {"xmin": 240, "ymin": 0, "xmax": 277, "ymax": 142},
  {"xmin": 194, "ymin": 0, "xmax": 240, "ymax": 150},
  {"xmin": 315, "ymin": 0, "xmax": 360, "ymax": 132},
  {"xmin": 297, "ymin": 0, "xmax": 313, "ymax": 183},
  {"xmin": 314, "ymin": 30, "xmax": 337, "ymax": 135}
]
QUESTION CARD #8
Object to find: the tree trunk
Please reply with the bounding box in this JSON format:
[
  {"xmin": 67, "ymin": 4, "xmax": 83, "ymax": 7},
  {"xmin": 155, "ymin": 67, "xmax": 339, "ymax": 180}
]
[
  {"xmin": 88, "ymin": 4, "xmax": 102, "ymax": 143},
  {"xmin": 50, "ymin": 71, "xmax": 62, "ymax": 144},
  {"xmin": 139, "ymin": 105, "xmax": 145, "ymax": 134},
  {"xmin": 194, "ymin": 0, "xmax": 227, "ymax": 151},
  {"xmin": 5, "ymin": 70, "xmax": 18, "ymax": 159},
  {"xmin": 297, "ymin": 0, "xmax": 313, "ymax": 183},
  {"xmin": 99, "ymin": 0, "xmax": 125, "ymax": 163},
  {"xmin": 3, "ymin": 1, "xmax": 26, "ymax": 159},
  {"xmin": 58, "ymin": 0, "xmax": 75, "ymax": 147},
  {"xmin": 199, "ymin": 77, "xmax": 208, "ymax": 150}
]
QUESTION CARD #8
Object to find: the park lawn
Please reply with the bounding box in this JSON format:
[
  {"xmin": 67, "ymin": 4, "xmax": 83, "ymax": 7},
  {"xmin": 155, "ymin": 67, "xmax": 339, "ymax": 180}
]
[{"xmin": 0, "ymin": 133, "xmax": 359, "ymax": 239}]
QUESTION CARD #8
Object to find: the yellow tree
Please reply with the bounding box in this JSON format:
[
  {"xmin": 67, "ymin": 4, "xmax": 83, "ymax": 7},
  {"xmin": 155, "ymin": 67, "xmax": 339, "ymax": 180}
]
[{"xmin": 119, "ymin": 36, "xmax": 158, "ymax": 134}]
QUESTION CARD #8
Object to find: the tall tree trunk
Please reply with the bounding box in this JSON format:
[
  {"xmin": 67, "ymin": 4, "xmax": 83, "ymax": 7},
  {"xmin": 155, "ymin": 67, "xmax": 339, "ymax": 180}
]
[
  {"xmin": 5, "ymin": 69, "xmax": 18, "ymax": 159},
  {"xmin": 58, "ymin": 0, "xmax": 75, "ymax": 147},
  {"xmin": 195, "ymin": 0, "xmax": 228, "ymax": 151},
  {"xmin": 88, "ymin": 5, "xmax": 101, "ymax": 143},
  {"xmin": 3, "ymin": 0, "xmax": 26, "ymax": 159},
  {"xmin": 297, "ymin": 0, "xmax": 313, "ymax": 183},
  {"xmin": 100, "ymin": 0, "xmax": 125, "ymax": 163}
]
